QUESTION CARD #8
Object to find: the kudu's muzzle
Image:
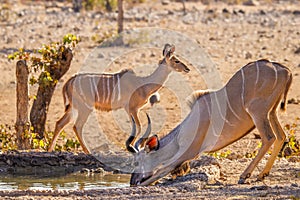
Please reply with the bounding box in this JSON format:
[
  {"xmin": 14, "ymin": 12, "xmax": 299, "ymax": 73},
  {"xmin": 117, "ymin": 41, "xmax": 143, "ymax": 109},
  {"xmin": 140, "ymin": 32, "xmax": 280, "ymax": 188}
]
[{"xmin": 130, "ymin": 171, "xmax": 153, "ymax": 186}]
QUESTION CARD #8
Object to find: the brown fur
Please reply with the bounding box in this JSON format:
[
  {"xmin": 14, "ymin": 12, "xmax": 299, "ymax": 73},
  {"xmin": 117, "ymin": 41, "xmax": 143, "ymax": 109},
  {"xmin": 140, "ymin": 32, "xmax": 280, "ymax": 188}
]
[
  {"xmin": 130, "ymin": 59, "xmax": 293, "ymax": 186},
  {"xmin": 188, "ymin": 90, "xmax": 211, "ymax": 109},
  {"xmin": 48, "ymin": 44, "xmax": 190, "ymax": 154}
]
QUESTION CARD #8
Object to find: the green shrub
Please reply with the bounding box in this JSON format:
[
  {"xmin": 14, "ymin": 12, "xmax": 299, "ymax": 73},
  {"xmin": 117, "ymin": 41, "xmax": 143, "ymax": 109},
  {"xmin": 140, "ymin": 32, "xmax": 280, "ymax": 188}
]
[
  {"xmin": 8, "ymin": 34, "xmax": 80, "ymax": 89},
  {"xmin": 0, "ymin": 125, "xmax": 80, "ymax": 152}
]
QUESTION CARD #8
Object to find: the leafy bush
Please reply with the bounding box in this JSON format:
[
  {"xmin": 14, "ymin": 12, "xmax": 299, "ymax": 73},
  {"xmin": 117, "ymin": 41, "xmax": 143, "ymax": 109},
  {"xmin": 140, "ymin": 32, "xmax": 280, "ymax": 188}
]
[
  {"xmin": 280, "ymin": 121, "xmax": 300, "ymax": 158},
  {"xmin": 0, "ymin": 124, "xmax": 80, "ymax": 152},
  {"xmin": 8, "ymin": 34, "xmax": 79, "ymax": 89},
  {"xmin": 91, "ymin": 29, "xmax": 117, "ymax": 44},
  {"xmin": 209, "ymin": 150, "xmax": 232, "ymax": 159},
  {"xmin": 0, "ymin": 124, "xmax": 17, "ymax": 150},
  {"xmin": 83, "ymin": 0, "xmax": 117, "ymax": 11}
]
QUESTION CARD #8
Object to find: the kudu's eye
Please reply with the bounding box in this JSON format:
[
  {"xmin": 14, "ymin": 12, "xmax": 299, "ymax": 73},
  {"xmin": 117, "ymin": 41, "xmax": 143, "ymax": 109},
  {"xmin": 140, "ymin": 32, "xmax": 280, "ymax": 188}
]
[{"xmin": 175, "ymin": 60, "xmax": 180, "ymax": 64}]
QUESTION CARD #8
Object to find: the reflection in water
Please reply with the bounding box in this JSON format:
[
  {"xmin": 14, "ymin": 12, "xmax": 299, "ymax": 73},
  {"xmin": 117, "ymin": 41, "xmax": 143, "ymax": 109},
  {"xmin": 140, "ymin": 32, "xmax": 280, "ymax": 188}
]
[{"xmin": 0, "ymin": 173, "xmax": 130, "ymax": 190}]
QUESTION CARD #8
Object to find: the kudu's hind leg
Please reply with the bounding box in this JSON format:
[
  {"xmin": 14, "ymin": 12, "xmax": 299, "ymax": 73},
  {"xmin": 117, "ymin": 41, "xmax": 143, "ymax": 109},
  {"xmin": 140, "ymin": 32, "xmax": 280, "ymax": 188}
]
[
  {"xmin": 48, "ymin": 107, "xmax": 73, "ymax": 152},
  {"xmin": 257, "ymin": 108, "xmax": 286, "ymax": 181},
  {"xmin": 238, "ymin": 105, "xmax": 275, "ymax": 184},
  {"xmin": 73, "ymin": 108, "xmax": 92, "ymax": 154}
]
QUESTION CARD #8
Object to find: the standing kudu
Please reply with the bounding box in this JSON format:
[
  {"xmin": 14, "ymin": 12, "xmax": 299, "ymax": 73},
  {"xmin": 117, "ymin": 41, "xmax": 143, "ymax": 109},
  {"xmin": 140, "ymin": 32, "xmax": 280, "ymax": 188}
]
[
  {"xmin": 129, "ymin": 59, "xmax": 292, "ymax": 186},
  {"xmin": 48, "ymin": 44, "xmax": 190, "ymax": 153}
]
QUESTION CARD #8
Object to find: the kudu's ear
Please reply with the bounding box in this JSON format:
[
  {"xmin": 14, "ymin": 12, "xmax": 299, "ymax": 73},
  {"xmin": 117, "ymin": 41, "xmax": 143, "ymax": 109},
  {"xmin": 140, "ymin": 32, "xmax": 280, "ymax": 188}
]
[
  {"xmin": 145, "ymin": 135, "xmax": 159, "ymax": 153},
  {"xmin": 169, "ymin": 45, "xmax": 175, "ymax": 54},
  {"xmin": 162, "ymin": 44, "xmax": 175, "ymax": 58}
]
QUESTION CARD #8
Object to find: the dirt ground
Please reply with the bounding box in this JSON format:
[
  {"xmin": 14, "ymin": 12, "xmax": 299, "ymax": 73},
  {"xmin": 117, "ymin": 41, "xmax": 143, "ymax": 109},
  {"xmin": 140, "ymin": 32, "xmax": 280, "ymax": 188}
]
[{"xmin": 0, "ymin": 0, "xmax": 300, "ymax": 199}]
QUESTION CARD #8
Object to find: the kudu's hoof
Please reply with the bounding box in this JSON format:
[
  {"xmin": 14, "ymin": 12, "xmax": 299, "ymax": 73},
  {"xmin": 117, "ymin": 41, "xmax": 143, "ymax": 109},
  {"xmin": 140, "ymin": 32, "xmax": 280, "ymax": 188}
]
[
  {"xmin": 256, "ymin": 174, "xmax": 268, "ymax": 182},
  {"xmin": 238, "ymin": 178, "xmax": 246, "ymax": 184}
]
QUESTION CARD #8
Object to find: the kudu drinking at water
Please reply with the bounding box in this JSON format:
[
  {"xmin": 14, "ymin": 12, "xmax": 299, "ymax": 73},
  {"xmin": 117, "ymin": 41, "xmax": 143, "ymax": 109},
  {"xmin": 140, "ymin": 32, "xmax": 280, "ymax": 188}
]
[
  {"xmin": 48, "ymin": 44, "xmax": 190, "ymax": 153},
  {"xmin": 129, "ymin": 59, "xmax": 292, "ymax": 186}
]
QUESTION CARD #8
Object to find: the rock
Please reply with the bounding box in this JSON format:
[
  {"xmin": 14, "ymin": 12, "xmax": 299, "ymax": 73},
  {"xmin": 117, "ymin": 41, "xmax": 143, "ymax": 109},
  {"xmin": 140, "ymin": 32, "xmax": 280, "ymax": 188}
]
[
  {"xmin": 182, "ymin": 12, "xmax": 198, "ymax": 25},
  {"xmin": 245, "ymin": 52, "xmax": 252, "ymax": 59},
  {"xmin": 243, "ymin": 0, "xmax": 259, "ymax": 6},
  {"xmin": 283, "ymin": 146, "xmax": 293, "ymax": 157},
  {"xmin": 293, "ymin": 10, "xmax": 300, "ymax": 15},
  {"xmin": 222, "ymin": 8, "xmax": 230, "ymax": 14},
  {"xmin": 294, "ymin": 47, "xmax": 300, "ymax": 54},
  {"xmin": 288, "ymin": 98, "xmax": 300, "ymax": 104},
  {"xmin": 288, "ymin": 156, "xmax": 300, "ymax": 163},
  {"xmin": 94, "ymin": 168, "xmax": 105, "ymax": 173},
  {"xmin": 238, "ymin": 9, "xmax": 245, "ymax": 14},
  {"xmin": 80, "ymin": 168, "xmax": 91, "ymax": 173},
  {"xmin": 250, "ymin": 185, "xmax": 269, "ymax": 190},
  {"xmin": 161, "ymin": 0, "xmax": 170, "ymax": 5},
  {"xmin": 260, "ymin": 10, "xmax": 266, "ymax": 15}
]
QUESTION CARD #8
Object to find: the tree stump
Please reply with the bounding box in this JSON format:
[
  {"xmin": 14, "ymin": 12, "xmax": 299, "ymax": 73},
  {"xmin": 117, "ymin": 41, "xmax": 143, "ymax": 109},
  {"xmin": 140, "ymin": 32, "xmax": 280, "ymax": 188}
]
[{"xmin": 15, "ymin": 60, "xmax": 30, "ymax": 149}]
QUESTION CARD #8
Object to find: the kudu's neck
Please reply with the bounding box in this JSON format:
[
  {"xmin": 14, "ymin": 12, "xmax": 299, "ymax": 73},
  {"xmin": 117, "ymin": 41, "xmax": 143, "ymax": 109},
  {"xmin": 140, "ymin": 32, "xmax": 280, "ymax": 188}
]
[
  {"xmin": 142, "ymin": 63, "xmax": 172, "ymax": 94},
  {"xmin": 148, "ymin": 103, "xmax": 206, "ymax": 167}
]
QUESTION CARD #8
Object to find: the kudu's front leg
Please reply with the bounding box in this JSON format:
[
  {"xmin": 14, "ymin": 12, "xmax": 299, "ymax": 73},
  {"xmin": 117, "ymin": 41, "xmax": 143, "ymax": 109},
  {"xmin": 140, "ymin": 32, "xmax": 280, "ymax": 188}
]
[
  {"xmin": 171, "ymin": 161, "xmax": 191, "ymax": 179},
  {"xmin": 126, "ymin": 109, "xmax": 141, "ymax": 146}
]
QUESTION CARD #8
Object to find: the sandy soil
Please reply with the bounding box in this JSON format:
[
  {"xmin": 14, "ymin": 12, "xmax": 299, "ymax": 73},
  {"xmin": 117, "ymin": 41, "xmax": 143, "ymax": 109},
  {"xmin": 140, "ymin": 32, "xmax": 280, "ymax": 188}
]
[{"xmin": 0, "ymin": 0, "xmax": 300, "ymax": 199}]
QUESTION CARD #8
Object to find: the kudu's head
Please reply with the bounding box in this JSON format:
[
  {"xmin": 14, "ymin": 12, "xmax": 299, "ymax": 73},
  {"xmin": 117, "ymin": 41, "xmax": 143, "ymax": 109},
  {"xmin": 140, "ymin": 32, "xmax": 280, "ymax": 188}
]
[
  {"xmin": 128, "ymin": 114, "xmax": 181, "ymax": 186},
  {"xmin": 161, "ymin": 44, "xmax": 190, "ymax": 73}
]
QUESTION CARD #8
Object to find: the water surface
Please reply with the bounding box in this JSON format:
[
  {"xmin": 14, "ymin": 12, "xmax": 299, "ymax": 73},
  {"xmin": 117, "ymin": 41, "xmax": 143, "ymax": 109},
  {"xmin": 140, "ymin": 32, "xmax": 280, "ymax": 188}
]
[{"xmin": 0, "ymin": 173, "xmax": 130, "ymax": 191}]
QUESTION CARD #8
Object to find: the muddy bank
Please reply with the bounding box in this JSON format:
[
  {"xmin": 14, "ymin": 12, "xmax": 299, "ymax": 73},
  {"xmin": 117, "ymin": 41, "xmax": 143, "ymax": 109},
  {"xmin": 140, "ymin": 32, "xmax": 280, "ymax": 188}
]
[{"xmin": 0, "ymin": 151, "xmax": 107, "ymax": 176}]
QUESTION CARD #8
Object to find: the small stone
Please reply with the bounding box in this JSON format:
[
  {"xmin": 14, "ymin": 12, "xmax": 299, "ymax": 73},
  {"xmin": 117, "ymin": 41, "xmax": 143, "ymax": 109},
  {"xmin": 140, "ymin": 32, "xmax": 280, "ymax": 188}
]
[
  {"xmin": 245, "ymin": 52, "xmax": 252, "ymax": 59},
  {"xmin": 291, "ymin": 183, "xmax": 299, "ymax": 187},
  {"xmin": 250, "ymin": 185, "xmax": 268, "ymax": 190},
  {"xmin": 94, "ymin": 168, "xmax": 105, "ymax": 174},
  {"xmin": 293, "ymin": 10, "xmax": 300, "ymax": 15},
  {"xmin": 161, "ymin": 0, "xmax": 170, "ymax": 5},
  {"xmin": 222, "ymin": 8, "xmax": 230, "ymax": 14},
  {"xmin": 288, "ymin": 98, "xmax": 300, "ymax": 104},
  {"xmin": 294, "ymin": 47, "xmax": 300, "ymax": 54},
  {"xmin": 80, "ymin": 168, "xmax": 90, "ymax": 173},
  {"xmin": 243, "ymin": 0, "xmax": 259, "ymax": 6},
  {"xmin": 283, "ymin": 146, "xmax": 292, "ymax": 157}
]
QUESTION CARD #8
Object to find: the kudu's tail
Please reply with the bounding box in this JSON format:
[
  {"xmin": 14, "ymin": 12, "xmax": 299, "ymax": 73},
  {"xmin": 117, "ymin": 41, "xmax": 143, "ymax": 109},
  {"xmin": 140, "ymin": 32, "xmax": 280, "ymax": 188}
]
[
  {"xmin": 62, "ymin": 77, "xmax": 75, "ymax": 112},
  {"xmin": 280, "ymin": 71, "xmax": 293, "ymax": 111}
]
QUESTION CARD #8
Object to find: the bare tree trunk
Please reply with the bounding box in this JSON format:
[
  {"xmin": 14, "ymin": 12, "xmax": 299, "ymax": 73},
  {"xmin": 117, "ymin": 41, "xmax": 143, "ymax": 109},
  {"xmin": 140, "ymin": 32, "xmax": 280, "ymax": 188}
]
[
  {"xmin": 105, "ymin": 0, "xmax": 112, "ymax": 12},
  {"xmin": 72, "ymin": 0, "xmax": 82, "ymax": 12},
  {"xmin": 182, "ymin": 0, "xmax": 186, "ymax": 15},
  {"xmin": 30, "ymin": 47, "xmax": 73, "ymax": 139},
  {"xmin": 117, "ymin": 0, "xmax": 124, "ymax": 34},
  {"xmin": 15, "ymin": 60, "xmax": 30, "ymax": 149}
]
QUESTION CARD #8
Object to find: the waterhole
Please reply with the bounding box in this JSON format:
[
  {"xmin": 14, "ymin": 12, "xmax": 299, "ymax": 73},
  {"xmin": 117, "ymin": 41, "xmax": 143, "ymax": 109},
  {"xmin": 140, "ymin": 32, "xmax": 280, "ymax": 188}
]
[{"xmin": 0, "ymin": 173, "xmax": 130, "ymax": 190}]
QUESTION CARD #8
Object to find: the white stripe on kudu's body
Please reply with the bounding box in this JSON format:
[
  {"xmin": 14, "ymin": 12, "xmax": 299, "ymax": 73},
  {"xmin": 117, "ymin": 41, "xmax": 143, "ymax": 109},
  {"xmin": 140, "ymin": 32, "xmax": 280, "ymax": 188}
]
[
  {"xmin": 255, "ymin": 61, "xmax": 260, "ymax": 85},
  {"xmin": 48, "ymin": 44, "xmax": 190, "ymax": 153},
  {"xmin": 92, "ymin": 77, "xmax": 100, "ymax": 102},
  {"xmin": 130, "ymin": 59, "xmax": 292, "ymax": 186},
  {"xmin": 106, "ymin": 76, "xmax": 110, "ymax": 103},
  {"xmin": 117, "ymin": 74, "xmax": 121, "ymax": 101}
]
